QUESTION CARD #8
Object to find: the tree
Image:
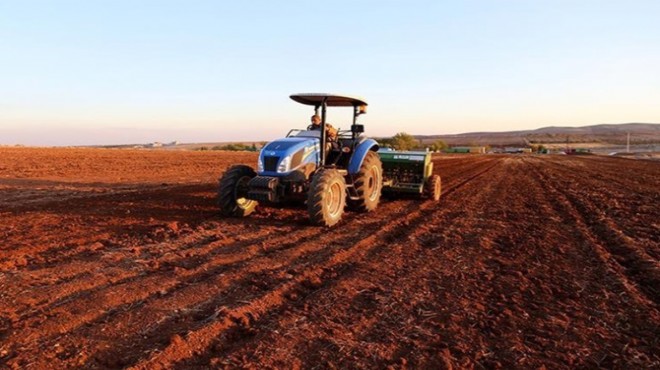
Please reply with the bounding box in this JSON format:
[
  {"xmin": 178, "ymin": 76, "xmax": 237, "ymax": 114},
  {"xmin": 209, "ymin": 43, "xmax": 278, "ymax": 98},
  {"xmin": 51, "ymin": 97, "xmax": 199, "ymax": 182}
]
[
  {"xmin": 428, "ymin": 140, "xmax": 448, "ymax": 152},
  {"xmin": 390, "ymin": 132, "xmax": 418, "ymax": 151},
  {"xmin": 529, "ymin": 144, "xmax": 547, "ymax": 153},
  {"xmin": 211, "ymin": 143, "xmax": 253, "ymax": 151},
  {"xmin": 378, "ymin": 137, "xmax": 394, "ymax": 148}
]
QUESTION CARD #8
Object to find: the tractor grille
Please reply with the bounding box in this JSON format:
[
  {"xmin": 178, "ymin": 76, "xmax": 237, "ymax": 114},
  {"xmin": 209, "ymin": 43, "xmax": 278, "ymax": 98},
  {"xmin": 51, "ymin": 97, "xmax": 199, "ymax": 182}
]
[{"xmin": 263, "ymin": 156, "xmax": 280, "ymax": 172}]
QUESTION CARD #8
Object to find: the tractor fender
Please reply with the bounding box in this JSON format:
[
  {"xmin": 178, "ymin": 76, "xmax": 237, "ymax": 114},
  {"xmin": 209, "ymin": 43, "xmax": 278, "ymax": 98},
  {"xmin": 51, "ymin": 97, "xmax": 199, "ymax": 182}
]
[{"xmin": 348, "ymin": 139, "xmax": 380, "ymax": 174}]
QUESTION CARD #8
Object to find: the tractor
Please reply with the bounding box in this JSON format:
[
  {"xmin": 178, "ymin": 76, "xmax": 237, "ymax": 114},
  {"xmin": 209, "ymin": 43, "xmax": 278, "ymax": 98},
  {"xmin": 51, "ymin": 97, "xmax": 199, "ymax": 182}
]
[{"xmin": 218, "ymin": 93, "xmax": 441, "ymax": 226}]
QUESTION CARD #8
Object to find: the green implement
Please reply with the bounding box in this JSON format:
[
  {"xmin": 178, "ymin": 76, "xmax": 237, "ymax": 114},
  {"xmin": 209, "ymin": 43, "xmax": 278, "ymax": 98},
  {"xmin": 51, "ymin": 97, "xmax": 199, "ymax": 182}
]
[{"xmin": 378, "ymin": 150, "xmax": 441, "ymax": 200}]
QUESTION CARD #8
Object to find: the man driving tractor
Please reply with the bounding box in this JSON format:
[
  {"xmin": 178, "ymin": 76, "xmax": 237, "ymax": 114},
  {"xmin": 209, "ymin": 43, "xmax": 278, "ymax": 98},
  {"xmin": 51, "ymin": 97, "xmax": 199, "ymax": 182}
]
[
  {"xmin": 308, "ymin": 114, "xmax": 338, "ymax": 153},
  {"xmin": 308, "ymin": 114, "xmax": 338, "ymax": 141}
]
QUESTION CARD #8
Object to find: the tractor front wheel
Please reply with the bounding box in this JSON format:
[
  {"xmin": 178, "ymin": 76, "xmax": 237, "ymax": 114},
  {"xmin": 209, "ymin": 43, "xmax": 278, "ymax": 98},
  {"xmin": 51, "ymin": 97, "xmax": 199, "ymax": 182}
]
[
  {"xmin": 307, "ymin": 169, "xmax": 346, "ymax": 227},
  {"xmin": 218, "ymin": 165, "xmax": 258, "ymax": 216},
  {"xmin": 424, "ymin": 174, "xmax": 442, "ymax": 201}
]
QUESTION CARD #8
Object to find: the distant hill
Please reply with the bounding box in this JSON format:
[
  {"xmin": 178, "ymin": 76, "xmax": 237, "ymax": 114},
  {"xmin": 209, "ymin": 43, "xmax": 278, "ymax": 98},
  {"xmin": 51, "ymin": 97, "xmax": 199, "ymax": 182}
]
[
  {"xmin": 90, "ymin": 123, "xmax": 659, "ymax": 151},
  {"xmin": 415, "ymin": 123, "xmax": 660, "ymax": 147}
]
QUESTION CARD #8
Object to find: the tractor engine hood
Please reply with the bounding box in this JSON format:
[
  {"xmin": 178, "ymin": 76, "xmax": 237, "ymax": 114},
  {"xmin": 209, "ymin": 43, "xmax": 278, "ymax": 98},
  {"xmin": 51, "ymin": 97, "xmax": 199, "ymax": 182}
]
[{"xmin": 258, "ymin": 137, "xmax": 320, "ymax": 176}]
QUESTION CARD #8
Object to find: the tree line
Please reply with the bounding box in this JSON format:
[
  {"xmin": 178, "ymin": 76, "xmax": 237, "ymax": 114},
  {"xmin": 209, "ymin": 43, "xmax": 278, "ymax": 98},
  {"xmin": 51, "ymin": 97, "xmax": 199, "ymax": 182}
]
[
  {"xmin": 378, "ymin": 132, "xmax": 447, "ymax": 151},
  {"xmin": 197, "ymin": 133, "xmax": 446, "ymax": 152}
]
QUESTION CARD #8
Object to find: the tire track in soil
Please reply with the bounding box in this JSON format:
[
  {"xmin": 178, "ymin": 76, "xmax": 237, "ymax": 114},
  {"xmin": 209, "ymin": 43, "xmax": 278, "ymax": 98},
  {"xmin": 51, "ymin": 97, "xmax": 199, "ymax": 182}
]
[
  {"xmin": 2, "ymin": 152, "xmax": 658, "ymax": 369},
  {"xmin": 123, "ymin": 158, "xmax": 502, "ymax": 369},
  {"xmin": 14, "ymin": 200, "xmax": 423, "ymax": 369},
  {"xmin": 15, "ymin": 184, "xmax": 398, "ymax": 307},
  {"xmin": 5, "ymin": 184, "xmax": 444, "ymax": 368},
  {"xmin": 0, "ymin": 183, "xmax": 216, "ymax": 268},
  {"xmin": 288, "ymin": 156, "xmax": 659, "ymax": 369},
  {"xmin": 360, "ymin": 158, "xmax": 539, "ymax": 368},
  {"xmin": 1, "ymin": 215, "xmax": 270, "ymax": 286},
  {"xmin": 2, "ymin": 185, "xmax": 282, "ymax": 316},
  {"xmin": 357, "ymin": 158, "xmax": 518, "ymax": 368},
  {"xmin": 542, "ymin": 158, "xmax": 660, "ymax": 304},
  {"xmin": 116, "ymin": 158, "xmax": 500, "ymax": 369},
  {"xmin": 46, "ymin": 155, "xmax": 492, "ymax": 368},
  {"xmin": 569, "ymin": 156, "xmax": 660, "ymax": 194},
  {"xmin": 4, "ymin": 220, "xmax": 333, "ymax": 356},
  {"xmin": 526, "ymin": 158, "xmax": 659, "ymax": 307},
  {"xmin": 478, "ymin": 157, "xmax": 605, "ymax": 367},
  {"xmin": 4, "ymin": 226, "xmax": 279, "ymax": 321},
  {"xmin": 425, "ymin": 158, "xmax": 574, "ymax": 368},
  {"xmin": 548, "ymin": 159, "xmax": 660, "ymax": 307},
  {"xmin": 542, "ymin": 156, "xmax": 660, "ymax": 247},
  {"xmin": 0, "ymin": 183, "xmax": 173, "ymax": 211},
  {"xmin": 189, "ymin": 156, "xmax": 658, "ymax": 369},
  {"xmin": 183, "ymin": 157, "xmax": 505, "ymax": 368},
  {"xmin": 516, "ymin": 157, "xmax": 659, "ymax": 367},
  {"xmin": 1, "ymin": 155, "xmax": 497, "ymax": 368},
  {"xmin": 6, "ymin": 217, "xmax": 295, "ymax": 296}
]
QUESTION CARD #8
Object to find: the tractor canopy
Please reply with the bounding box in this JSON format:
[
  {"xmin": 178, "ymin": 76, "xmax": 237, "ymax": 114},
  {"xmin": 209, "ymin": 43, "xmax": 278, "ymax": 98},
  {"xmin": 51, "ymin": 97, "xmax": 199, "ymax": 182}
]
[
  {"xmin": 289, "ymin": 93, "xmax": 369, "ymax": 166},
  {"xmin": 290, "ymin": 93, "xmax": 368, "ymax": 107}
]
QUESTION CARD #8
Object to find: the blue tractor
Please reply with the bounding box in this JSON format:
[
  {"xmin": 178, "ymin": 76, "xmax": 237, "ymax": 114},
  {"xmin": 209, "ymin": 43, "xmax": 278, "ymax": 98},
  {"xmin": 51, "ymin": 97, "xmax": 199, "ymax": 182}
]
[{"xmin": 218, "ymin": 93, "xmax": 383, "ymax": 226}]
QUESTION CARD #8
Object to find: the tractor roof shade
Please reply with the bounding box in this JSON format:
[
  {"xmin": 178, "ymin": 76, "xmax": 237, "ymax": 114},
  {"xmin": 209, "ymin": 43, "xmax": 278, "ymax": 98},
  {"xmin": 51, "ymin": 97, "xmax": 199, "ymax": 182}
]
[{"xmin": 290, "ymin": 93, "xmax": 368, "ymax": 107}]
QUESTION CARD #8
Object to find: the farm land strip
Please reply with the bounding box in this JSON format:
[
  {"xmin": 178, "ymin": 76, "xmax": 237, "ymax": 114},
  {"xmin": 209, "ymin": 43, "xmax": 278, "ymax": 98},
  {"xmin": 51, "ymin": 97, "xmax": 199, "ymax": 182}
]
[{"xmin": 0, "ymin": 148, "xmax": 658, "ymax": 368}]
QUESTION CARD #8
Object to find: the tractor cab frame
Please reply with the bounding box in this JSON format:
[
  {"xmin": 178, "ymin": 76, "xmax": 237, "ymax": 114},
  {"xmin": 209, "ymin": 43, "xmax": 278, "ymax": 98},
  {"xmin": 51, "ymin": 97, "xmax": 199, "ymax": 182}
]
[{"xmin": 289, "ymin": 93, "xmax": 368, "ymax": 167}]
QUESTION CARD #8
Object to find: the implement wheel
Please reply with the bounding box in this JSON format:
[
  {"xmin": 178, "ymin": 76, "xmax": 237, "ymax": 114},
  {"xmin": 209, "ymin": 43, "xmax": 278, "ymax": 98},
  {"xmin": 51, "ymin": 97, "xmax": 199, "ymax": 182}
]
[
  {"xmin": 424, "ymin": 174, "xmax": 441, "ymax": 201},
  {"xmin": 307, "ymin": 169, "xmax": 346, "ymax": 227},
  {"xmin": 218, "ymin": 165, "xmax": 258, "ymax": 216},
  {"xmin": 348, "ymin": 151, "xmax": 383, "ymax": 212}
]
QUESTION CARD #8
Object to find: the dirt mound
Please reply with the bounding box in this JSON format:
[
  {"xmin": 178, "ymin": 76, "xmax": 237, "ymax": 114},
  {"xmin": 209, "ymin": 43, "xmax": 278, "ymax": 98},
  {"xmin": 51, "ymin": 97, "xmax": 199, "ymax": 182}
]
[{"xmin": 0, "ymin": 148, "xmax": 658, "ymax": 368}]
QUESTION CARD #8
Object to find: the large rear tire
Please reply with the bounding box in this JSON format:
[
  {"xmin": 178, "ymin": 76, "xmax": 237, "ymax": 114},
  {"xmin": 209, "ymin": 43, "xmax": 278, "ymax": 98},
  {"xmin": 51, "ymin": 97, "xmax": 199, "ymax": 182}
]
[
  {"xmin": 218, "ymin": 165, "xmax": 258, "ymax": 217},
  {"xmin": 307, "ymin": 169, "xmax": 346, "ymax": 227},
  {"xmin": 347, "ymin": 151, "xmax": 382, "ymax": 212},
  {"xmin": 424, "ymin": 174, "xmax": 441, "ymax": 201}
]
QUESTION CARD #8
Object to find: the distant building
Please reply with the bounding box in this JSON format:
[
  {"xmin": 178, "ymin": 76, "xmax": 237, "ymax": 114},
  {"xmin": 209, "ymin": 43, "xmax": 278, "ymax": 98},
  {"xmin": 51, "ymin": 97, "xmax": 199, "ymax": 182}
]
[
  {"xmin": 503, "ymin": 147, "xmax": 532, "ymax": 154},
  {"xmin": 444, "ymin": 146, "xmax": 486, "ymax": 154},
  {"xmin": 566, "ymin": 148, "xmax": 591, "ymax": 154}
]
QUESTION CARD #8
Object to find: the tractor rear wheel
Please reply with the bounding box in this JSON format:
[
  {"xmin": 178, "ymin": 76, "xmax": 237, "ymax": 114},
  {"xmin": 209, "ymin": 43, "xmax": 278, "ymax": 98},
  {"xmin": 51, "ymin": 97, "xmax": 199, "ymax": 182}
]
[
  {"xmin": 348, "ymin": 151, "xmax": 382, "ymax": 212},
  {"xmin": 424, "ymin": 174, "xmax": 441, "ymax": 201},
  {"xmin": 218, "ymin": 165, "xmax": 258, "ymax": 216},
  {"xmin": 307, "ymin": 169, "xmax": 346, "ymax": 227}
]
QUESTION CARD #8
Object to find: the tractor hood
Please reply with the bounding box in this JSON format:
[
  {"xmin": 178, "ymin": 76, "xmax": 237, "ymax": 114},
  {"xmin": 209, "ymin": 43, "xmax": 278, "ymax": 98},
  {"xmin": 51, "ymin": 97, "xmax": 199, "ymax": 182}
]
[
  {"xmin": 262, "ymin": 137, "xmax": 314, "ymax": 152},
  {"xmin": 258, "ymin": 137, "xmax": 320, "ymax": 176}
]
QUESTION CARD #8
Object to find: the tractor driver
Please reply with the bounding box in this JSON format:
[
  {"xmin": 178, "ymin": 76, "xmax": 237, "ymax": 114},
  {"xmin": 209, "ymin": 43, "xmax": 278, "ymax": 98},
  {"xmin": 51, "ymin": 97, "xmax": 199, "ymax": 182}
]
[{"xmin": 308, "ymin": 114, "xmax": 338, "ymax": 142}]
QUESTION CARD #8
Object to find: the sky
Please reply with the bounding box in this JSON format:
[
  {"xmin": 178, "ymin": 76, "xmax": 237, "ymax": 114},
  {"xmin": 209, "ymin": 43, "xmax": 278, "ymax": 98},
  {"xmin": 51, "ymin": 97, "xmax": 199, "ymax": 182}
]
[{"xmin": 1, "ymin": 0, "xmax": 659, "ymax": 146}]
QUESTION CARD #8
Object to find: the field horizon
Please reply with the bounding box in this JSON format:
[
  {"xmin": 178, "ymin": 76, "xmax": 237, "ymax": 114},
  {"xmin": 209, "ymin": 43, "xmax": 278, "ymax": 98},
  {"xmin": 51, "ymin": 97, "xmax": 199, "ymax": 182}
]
[{"xmin": 3, "ymin": 122, "xmax": 658, "ymax": 150}]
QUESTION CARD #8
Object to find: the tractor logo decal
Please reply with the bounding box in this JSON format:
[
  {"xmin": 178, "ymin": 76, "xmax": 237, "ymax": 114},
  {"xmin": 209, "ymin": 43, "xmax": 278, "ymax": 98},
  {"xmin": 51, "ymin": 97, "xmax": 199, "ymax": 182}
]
[
  {"xmin": 393, "ymin": 155, "xmax": 425, "ymax": 161},
  {"xmin": 302, "ymin": 145, "xmax": 317, "ymax": 161}
]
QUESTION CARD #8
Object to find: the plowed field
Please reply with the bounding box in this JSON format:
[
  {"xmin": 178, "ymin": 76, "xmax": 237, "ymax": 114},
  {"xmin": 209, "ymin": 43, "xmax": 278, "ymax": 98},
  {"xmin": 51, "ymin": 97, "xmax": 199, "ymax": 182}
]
[{"xmin": 1, "ymin": 148, "xmax": 658, "ymax": 369}]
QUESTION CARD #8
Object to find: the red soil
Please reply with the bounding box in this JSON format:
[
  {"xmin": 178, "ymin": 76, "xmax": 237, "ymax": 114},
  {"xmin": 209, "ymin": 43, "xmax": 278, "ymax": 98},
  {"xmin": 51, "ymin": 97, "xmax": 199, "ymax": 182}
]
[{"xmin": 0, "ymin": 148, "xmax": 658, "ymax": 369}]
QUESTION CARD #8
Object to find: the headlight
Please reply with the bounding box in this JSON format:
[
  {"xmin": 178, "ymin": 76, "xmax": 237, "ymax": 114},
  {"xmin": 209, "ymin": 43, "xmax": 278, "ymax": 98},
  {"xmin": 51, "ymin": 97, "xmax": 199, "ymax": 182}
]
[
  {"xmin": 257, "ymin": 156, "xmax": 264, "ymax": 172},
  {"xmin": 277, "ymin": 156, "xmax": 291, "ymax": 173}
]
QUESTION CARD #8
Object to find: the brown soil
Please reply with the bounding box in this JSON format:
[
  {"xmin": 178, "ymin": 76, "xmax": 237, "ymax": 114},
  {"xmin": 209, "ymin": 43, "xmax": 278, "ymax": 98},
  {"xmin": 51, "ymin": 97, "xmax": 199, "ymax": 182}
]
[{"xmin": 0, "ymin": 148, "xmax": 658, "ymax": 369}]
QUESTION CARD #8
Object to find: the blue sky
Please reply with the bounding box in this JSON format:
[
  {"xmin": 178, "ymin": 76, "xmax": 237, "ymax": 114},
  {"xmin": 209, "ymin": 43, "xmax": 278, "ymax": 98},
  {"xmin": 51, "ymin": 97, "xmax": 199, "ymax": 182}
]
[{"xmin": 1, "ymin": 0, "xmax": 659, "ymax": 145}]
